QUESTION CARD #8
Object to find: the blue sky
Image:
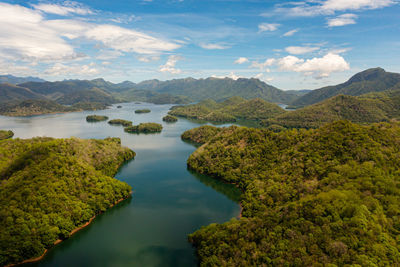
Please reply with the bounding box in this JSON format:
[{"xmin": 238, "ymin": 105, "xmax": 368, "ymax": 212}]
[{"xmin": 0, "ymin": 0, "xmax": 399, "ymax": 90}]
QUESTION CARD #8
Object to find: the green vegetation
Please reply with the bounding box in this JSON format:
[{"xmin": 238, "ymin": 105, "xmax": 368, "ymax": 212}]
[
  {"xmin": 291, "ymin": 68, "xmax": 400, "ymax": 107},
  {"xmin": 162, "ymin": 115, "xmax": 178, "ymax": 122},
  {"xmin": 134, "ymin": 109, "xmax": 151, "ymax": 114},
  {"xmin": 169, "ymin": 97, "xmax": 285, "ymax": 123},
  {"xmin": 264, "ymin": 93, "xmax": 400, "ymax": 129},
  {"xmin": 185, "ymin": 121, "xmax": 400, "ymax": 266},
  {"xmin": 181, "ymin": 125, "xmax": 222, "ymax": 144},
  {"xmin": 0, "ymin": 130, "xmax": 14, "ymax": 140},
  {"xmin": 133, "ymin": 77, "xmax": 298, "ymax": 103},
  {"xmin": 0, "ymin": 137, "xmax": 135, "ymax": 266},
  {"xmin": 108, "ymin": 119, "xmax": 133, "ymax": 127},
  {"xmin": 124, "ymin": 123, "xmax": 163, "ymax": 133},
  {"xmin": 71, "ymin": 102, "xmax": 109, "ymax": 111},
  {"xmin": 0, "ymin": 99, "xmax": 76, "ymax": 116},
  {"xmin": 86, "ymin": 115, "xmax": 109, "ymax": 122}
]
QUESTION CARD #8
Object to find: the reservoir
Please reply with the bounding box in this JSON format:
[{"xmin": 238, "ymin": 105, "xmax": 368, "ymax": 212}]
[{"xmin": 0, "ymin": 103, "xmax": 241, "ymax": 267}]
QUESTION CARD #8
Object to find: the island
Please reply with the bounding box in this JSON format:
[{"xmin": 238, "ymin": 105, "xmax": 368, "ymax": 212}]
[
  {"xmin": 0, "ymin": 137, "xmax": 135, "ymax": 266},
  {"xmin": 117, "ymin": 105, "xmax": 122, "ymax": 108},
  {"xmin": 108, "ymin": 119, "xmax": 133, "ymax": 127},
  {"xmin": 162, "ymin": 115, "xmax": 178, "ymax": 122},
  {"xmin": 168, "ymin": 97, "xmax": 285, "ymax": 123},
  {"xmin": 124, "ymin": 122, "xmax": 163, "ymax": 133},
  {"xmin": 185, "ymin": 121, "xmax": 400, "ymax": 266},
  {"xmin": 86, "ymin": 115, "xmax": 109, "ymax": 122},
  {"xmin": 134, "ymin": 109, "xmax": 151, "ymax": 114},
  {"xmin": 0, "ymin": 130, "xmax": 14, "ymax": 140}
]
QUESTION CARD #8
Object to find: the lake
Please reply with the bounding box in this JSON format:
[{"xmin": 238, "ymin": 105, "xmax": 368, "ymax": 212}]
[{"xmin": 0, "ymin": 103, "xmax": 241, "ymax": 267}]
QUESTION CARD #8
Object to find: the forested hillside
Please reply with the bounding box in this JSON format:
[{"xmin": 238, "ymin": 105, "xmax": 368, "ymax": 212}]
[
  {"xmin": 169, "ymin": 97, "xmax": 286, "ymax": 123},
  {"xmin": 0, "ymin": 137, "xmax": 135, "ymax": 266},
  {"xmin": 291, "ymin": 68, "xmax": 400, "ymax": 107},
  {"xmin": 134, "ymin": 77, "xmax": 297, "ymax": 103},
  {"xmin": 185, "ymin": 121, "xmax": 400, "ymax": 266},
  {"xmin": 265, "ymin": 90, "xmax": 400, "ymax": 129}
]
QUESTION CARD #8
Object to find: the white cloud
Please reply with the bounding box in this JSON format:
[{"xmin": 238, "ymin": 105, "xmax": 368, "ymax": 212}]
[
  {"xmin": 278, "ymin": 53, "xmax": 350, "ymax": 78},
  {"xmin": 254, "ymin": 73, "xmax": 274, "ymax": 82},
  {"xmin": 274, "ymin": 0, "xmax": 396, "ymax": 17},
  {"xmin": 0, "ymin": 3, "xmax": 180, "ymax": 63},
  {"xmin": 137, "ymin": 55, "xmax": 160, "ymax": 62},
  {"xmin": 258, "ymin": 23, "xmax": 280, "ymax": 32},
  {"xmin": 33, "ymin": 1, "xmax": 93, "ymax": 16},
  {"xmin": 159, "ymin": 55, "xmax": 182, "ymax": 74},
  {"xmin": 199, "ymin": 43, "xmax": 230, "ymax": 50},
  {"xmin": 211, "ymin": 72, "xmax": 242, "ymax": 80},
  {"xmin": 327, "ymin": 13, "xmax": 357, "ymax": 27},
  {"xmin": 44, "ymin": 62, "xmax": 99, "ymax": 76},
  {"xmin": 250, "ymin": 58, "xmax": 276, "ymax": 70},
  {"xmin": 85, "ymin": 25, "xmax": 181, "ymax": 55},
  {"xmin": 96, "ymin": 50, "xmax": 123, "ymax": 60},
  {"xmin": 285, "ymin": 46, "xmax": 320, "ymax": 55},
  {"xmin": 234, "ymin": 57, "xmax": 249, "ymax": 64},
  {"xmin": 282, "ymin": 29, "xmax": 299, "ymax": 37}
]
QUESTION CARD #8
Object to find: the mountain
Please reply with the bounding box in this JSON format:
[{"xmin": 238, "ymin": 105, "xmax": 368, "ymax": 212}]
[
  {"xmin": 0, "ymin": 74, "xmax": 45, "ymax": 84},
  {"xmin": 134, "ymin": 77, "xmax": 298, "ymax": 104},
  {"xmin": 291, "ymin": 68, "xmax": 400, "ymax": 107},
  {"xmin": 0, "ymin": 99, "xmax": 77, "ymax": 116},
  {"xmin": 0, "ymin": 83, "xmax": 45, "ymax": 102},
  {"xmin": 265, "ymin": 92, "xmax": 399, "ymax": 129}
]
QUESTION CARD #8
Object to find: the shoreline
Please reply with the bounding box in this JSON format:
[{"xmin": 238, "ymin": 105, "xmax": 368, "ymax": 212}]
[{"xmin": 7, "ymin": 193, "xmax": 132, "ymax": 267}]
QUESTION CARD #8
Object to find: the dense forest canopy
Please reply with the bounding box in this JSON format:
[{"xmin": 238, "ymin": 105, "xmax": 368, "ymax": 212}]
[
  {"xmin": 124, "ymin": 122, "xmax": 163, "ymax": 133},
  {"xmin": 108, "ymin": 119, "xmax": 133, "ymax": 127},
  {"xmin": 0, "ymin": 130, "xmax": 14, "ymax": 140},
  {"xmin": 0, "ymin": 137, "xmax": 135, "ymax": 266},
  {"xmin": 185, "ymin": 121, "xmax": 400, "ymax": 266},
  {"xmin": 169, "ymin": 97, "xmax": 285, "ymax": 123}
]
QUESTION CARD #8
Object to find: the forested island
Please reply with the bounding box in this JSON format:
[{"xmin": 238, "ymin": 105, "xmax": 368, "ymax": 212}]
[
  {"xmin": 0, "ymin": 137, "xmax": 135, "ymax": 266},
  {"xmin": 134, "ymin": 109, "xmax": 151, "ymax": 114},
  {"xmin": 124, "ymin": 122, "xmax": 163, "ymax": 133},
  {"xmin": 0, "ymin": 130, "xmax": 14, "ymax": 140},
  {"xmin": 185, "ymin": 121, "xmax": 400, "ymax": 266},
  {"xmin": 0, "ymin": 99, "xmax": 109, "ymax": 117},
  {"xmin": 86, "ymin": 115, "xmax": 109, "ymax": 122},
  {"xmin": 169, "ymin": 97, "xmax": 285, "ymax": 123},
  {"xmin": 108, "ymin": 119, "xmax": 133, "ymax": 127},
  {"xmin": 162, "ymin": 115, "xmax": 178, "ymax": 122}
]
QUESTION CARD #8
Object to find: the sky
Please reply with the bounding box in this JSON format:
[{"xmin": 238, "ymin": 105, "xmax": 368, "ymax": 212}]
[{"xmin": 0, "ymin": 0, "xmax": 399, "ymax": 90}]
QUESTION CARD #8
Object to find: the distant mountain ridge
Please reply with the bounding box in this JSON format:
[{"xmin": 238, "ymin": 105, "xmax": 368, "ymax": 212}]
[
  {"xmin": 291, "ymin": 68, "xmax": 400, "ymax": 107},
  {"xmin": 0, "ymin": 74, "xmax": 45, "ymax": 84},
  {"xmin": 133, "ymin": 77, "xmax": 298, "ymax": 104}
]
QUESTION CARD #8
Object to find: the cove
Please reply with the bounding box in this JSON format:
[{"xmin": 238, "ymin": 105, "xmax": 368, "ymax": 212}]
[{"xmin": 0, "ymin": 102, "xmax": 241, "ymax": 267}]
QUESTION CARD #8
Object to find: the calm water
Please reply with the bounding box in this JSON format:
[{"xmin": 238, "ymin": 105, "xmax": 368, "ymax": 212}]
[{"xmin": 0, "ymin": 103, "xmax": 241, "ymax": 267}]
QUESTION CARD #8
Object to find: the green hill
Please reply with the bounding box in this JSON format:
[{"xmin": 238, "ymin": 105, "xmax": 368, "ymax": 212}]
[
  {"xmin": 0, "ymin": 75, "xmax": 45, "ymax": 84},
  {"xmin": 185, "ymin": 121, "xmax": 400, "ymax": 266},
  {"xmin": 169, "ymin": 97, "xmax": 286, "ymax": 123},
  {"xmin": 291, "ymin": 68, "xmax": 400, "ymax": 107},
  {"xmin": 0, "ymin": 137, "xmax": 134, "ymax": 266},
  {"xmin": 0, "ymin": 130, "xmax": 14, "ymax": 140},
  {"xmin": 134, "ymin": 77, "xmax": 297, "ymax": 103},
  {"xmin": 0, "ymin": 83, "xmax": 44, "ymax": 103},
  {"xmin": 0, "ymin": 99, "xmax": 77, "ymax": 116}
]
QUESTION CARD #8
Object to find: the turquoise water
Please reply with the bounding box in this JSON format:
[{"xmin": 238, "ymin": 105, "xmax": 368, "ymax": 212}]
[{"xmin": 0, "ymin": 103, "xmax": 241, "ymax": 267}]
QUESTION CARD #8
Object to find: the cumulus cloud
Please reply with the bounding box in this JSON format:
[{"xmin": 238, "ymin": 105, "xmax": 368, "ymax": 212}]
[
  {"xmin": 277, "ymin": 53, "xmax": 350, "ymax": 78},
  {"xmin": 159, "ymin": 55, "xmax": 182, "ymax": 74},
  {"xmin": 211, "ymin": 72, "xmax": 242, "ymax": 80},
  {"xmin": 285, "ymin": 46, "xmax": 320, "ymax": 55},
  {"xmin": 199, "ymin": 43, "xmax": 230, "ymax": 49},
  {"xmin": 0, "ymin": 3, "xmax": 180, "ymax": 62},
  {"xmin": 234, "ymin": 57, "xmax": 249, "ymax": 64},
  {"xmin": 282, "ymin": 29, "xmax": 299, "ymax": 37},
  {"xmin": 32, "ymin": 1, "xmax": 93, "ymax": 16},
  {"xmin": 250, "ymin": 58, "xmax": 276, "ymax": 70},
  {"xmin": 274, "ymin": 0, "xmax": 396, "ymax": 17},
  {"xmin": 327, "ymin": 13, "xmax": 357, "ymax": 27},
  {"xmin": 44, "ymin": 62, "xmax": 99, "ymax": 76},
  {"xmin": 258, "ymin": 23, "xmax": 280, "ymax": 32},
  {"xmin": 254, "ymin": 73, "xmax": 274, "ymax": 82}
]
